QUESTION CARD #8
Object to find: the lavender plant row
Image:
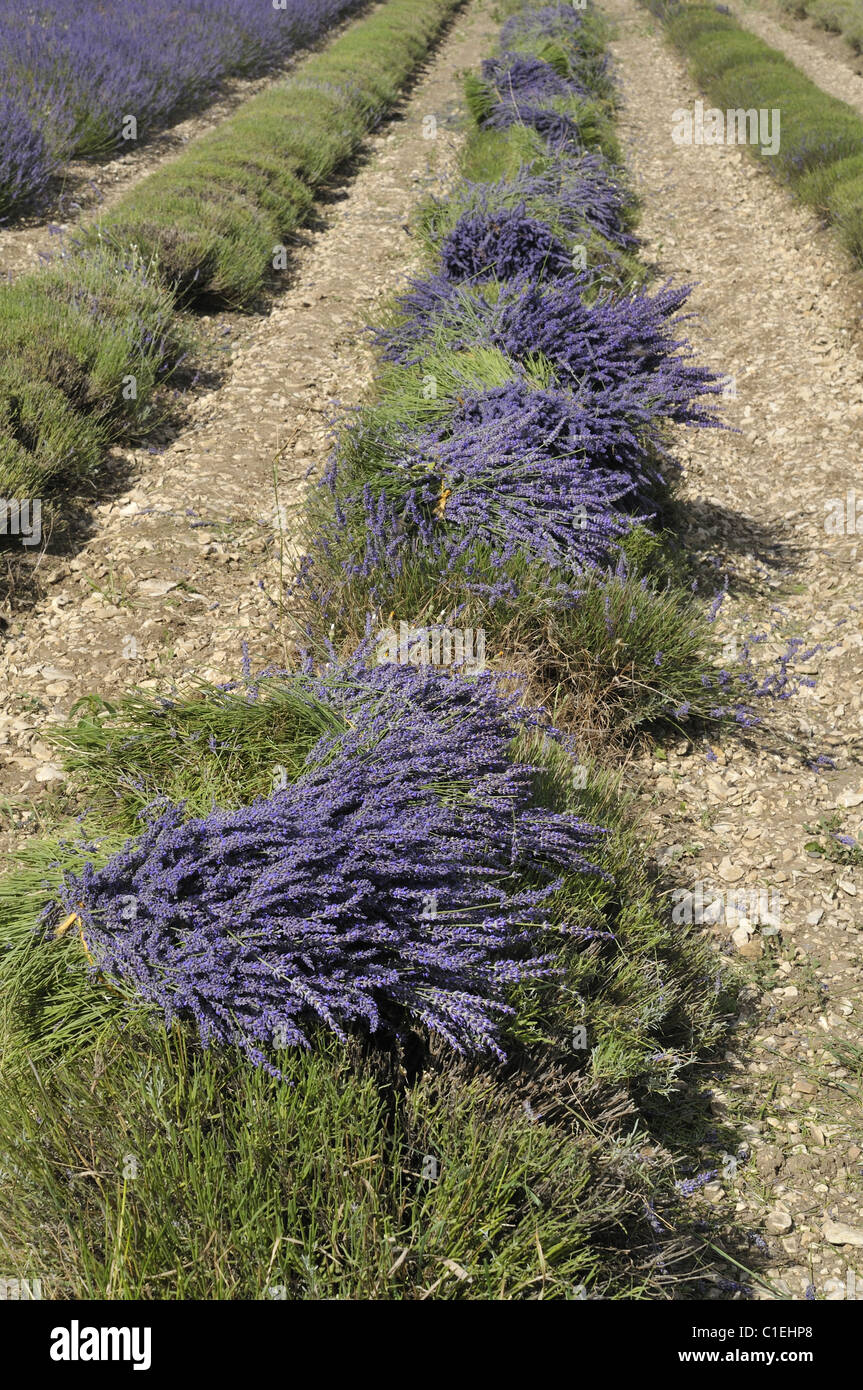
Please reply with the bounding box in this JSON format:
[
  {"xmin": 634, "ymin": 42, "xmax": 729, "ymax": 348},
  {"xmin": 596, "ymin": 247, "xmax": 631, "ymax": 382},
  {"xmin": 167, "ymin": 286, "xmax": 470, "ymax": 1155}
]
[
  {"xmin": 301, "ymin": 4, "xmax": 722, "ymax": 608},
  {"xmin": 0, "ymin": 0, "xmax": 357, "ymax": 216},
  {"xmin": 53, "ymin": 5, "xmax": 717, "ymax": 1072}
]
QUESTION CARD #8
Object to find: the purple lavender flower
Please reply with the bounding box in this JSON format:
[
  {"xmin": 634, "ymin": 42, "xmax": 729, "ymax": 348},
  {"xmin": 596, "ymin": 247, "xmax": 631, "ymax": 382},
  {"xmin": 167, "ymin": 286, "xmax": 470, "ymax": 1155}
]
[
  {"xmin": 675, "ymin": 1168, "xmax": 718, "ymax": 1196},
  {"xmin": 58, "ymin": 662, "xmax": 606, "ymax": 1073},
  {"xmin": 377, "ymin": 272, "xmax": 723, "ymax": 441},
  {"xmin": 314, "ymin": 378, "xmax": 653, "ymax": 593},
  {"xmin": 480, "ymin": 53, "xmax": 579, "ymax": 103},
  {"xmin": 499, "ymin": 4, "xmax": 590, "ymax": 47},
  {"xmin": 481, "ymin": 100, "xmax": 587, "ymax": 155},
  {"xmin": 440, "ymin": 207, "xmax": 573, "ymax": 282}
]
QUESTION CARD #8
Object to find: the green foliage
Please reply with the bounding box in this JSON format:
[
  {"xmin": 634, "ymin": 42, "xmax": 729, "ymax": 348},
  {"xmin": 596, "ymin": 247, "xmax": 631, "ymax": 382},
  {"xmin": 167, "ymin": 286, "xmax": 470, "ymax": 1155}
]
[
  {"xmin": 803, "ymin": 811, "xmax": 863, "ymax": 867},
  {"xmin": 0, "ymin": 246, "xmax": 183, "ymax": 501},
  {"xmin": 0, "ymin": 1024, "xmax": 641, "ymax": 1299},
  {"xmin": 53, "ymin": 680, "xmax": 346, "ymax": 823}
]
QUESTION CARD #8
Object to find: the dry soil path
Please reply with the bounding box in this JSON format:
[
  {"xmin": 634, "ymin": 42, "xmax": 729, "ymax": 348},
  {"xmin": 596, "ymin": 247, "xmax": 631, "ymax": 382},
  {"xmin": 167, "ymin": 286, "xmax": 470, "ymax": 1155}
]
[{"xmin": 606, "ymin": 0, "xmax": 863, "ymax": 1300}]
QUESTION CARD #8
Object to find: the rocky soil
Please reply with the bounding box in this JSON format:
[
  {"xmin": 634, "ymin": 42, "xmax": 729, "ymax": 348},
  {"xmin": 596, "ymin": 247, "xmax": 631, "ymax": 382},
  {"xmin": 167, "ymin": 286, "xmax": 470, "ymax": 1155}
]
[{"xmin": 607, "ymin": 0, "xmax": 863, "ymax": 1299}]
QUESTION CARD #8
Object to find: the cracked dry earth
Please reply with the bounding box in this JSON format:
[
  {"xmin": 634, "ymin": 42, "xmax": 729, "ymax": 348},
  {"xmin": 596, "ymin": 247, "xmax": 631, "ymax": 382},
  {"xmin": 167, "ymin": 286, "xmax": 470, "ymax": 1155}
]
[
  {"xmin": 0, "ymin": 0, "xmax": 499, "ymax": 838},
  {"xmin": 606, "ymin": 0, "xmax": 863, "ymax": 1298}
]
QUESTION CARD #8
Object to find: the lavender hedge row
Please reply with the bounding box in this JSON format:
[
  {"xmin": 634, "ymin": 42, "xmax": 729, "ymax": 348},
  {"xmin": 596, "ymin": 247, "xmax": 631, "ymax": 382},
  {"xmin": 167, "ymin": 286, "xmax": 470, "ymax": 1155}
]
[
  {"xmin": 298, "ymin": 4, "xmax": 815, "ymax": 732},
  {"xmin": 292, "ymin": 5, "xmax": 745, "ymax": 727},
  {"xmin": 0, "ymin": 0, "xmax": 359, "ymax": 217},
  {"xmin": 0, "ymin": 0, "xmax": 465, "ymax": 507},
  {"xmin": 45, "ymin": 3, "xmax": 721, "ymax": 1074},
  {"xmin": 301, "ymin": 1, "xmax": 721, "ymax": 604}
]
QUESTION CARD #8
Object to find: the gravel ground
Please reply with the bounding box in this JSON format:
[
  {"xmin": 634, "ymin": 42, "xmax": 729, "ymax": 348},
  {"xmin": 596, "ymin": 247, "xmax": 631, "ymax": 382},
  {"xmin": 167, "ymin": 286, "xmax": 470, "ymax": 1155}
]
[{"xmin": 605, "ymin": 0, "xmax": 863, "ymax": 1300}]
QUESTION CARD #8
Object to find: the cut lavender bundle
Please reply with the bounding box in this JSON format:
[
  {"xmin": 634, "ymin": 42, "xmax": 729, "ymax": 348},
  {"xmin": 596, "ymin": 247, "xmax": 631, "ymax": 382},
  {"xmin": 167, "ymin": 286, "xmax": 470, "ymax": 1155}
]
[
  {"xmin": 377, "ymin": 272, "xmax": 722, "ymax": 444},
  {"xmin": 329, "ymin": 385, "xmax": 647, "ymax": 584},
  {"xmin": 439, "ymin": 206, "xmax": 573, "ymax": 282},
  {"xmin": 422, "ymin": 158, "xmax": 636, "ymax": 259},
  {"xmin": 438, "ymin": 379, "xmax": 662, "ymax": 498},
  {"xmin": 489, "ymin": 275, "xmax": 721, "ymax": 421},
  {"xmin": 480, "ymin": 100, "xmax": 587, "ymax": 155},
  {"xmin": 58, "ymin": 663, "xmax": 605, "ymax": 1072},
  {"xmin": 498, "ymin": 3, "xmax": 595, "ymax": 48},
  {"xmin": 375, "ymin": 271, "xmax": 722, "ymax": 500},
  {"xmin": 514, "ymin": 155, "xmax": 636, "ymax": 246},
  {"xmin": 370, "ymin": 278, "xmax": 722, "ymax": 538},
  {"xmin": 480, "ymin": 52, "xmax": 582, "ymax": 103}
]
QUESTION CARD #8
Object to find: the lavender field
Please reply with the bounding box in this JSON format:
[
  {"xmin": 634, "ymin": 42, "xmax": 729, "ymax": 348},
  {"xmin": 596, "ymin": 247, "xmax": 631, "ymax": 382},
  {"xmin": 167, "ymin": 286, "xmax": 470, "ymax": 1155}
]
[
  {"xmin": 0, "ymin": 0, "xmax": 356, "ymax": 216},
  {"xmin": 1, "ymin": 0, "xmax": 862, "ymax": 1331}
]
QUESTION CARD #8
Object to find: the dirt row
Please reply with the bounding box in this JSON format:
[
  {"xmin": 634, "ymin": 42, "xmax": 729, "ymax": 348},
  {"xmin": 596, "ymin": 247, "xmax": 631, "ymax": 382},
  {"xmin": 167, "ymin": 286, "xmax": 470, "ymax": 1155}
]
[{"xmin": 607, "ymin": 0, "xmax": 863, "ymax": 1299}]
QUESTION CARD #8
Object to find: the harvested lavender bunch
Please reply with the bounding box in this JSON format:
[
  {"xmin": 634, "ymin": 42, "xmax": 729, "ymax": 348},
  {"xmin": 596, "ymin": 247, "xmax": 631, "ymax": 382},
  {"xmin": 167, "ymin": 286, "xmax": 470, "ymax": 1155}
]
[
  {"xmin": 378, "ymin": 272, "xmax": 722, "ymax": 439},
  {"xmin": 490, "ymin": 275, "xmax": 723, "ymax": 425},
  {"xmin": 480, "ymin": 52, "xmax": 582, "ymax": 103},
  {"xmin": 321, "ymin": 383, "xmax": 646, "ymax": 592},
  {"xmin": 424, "ymin": 159, "xmax": 635, "ymax": 257},
  {"xmin": 497, "ymin": 5, "xmax": 612, "ymax": 96},
  {"xmin": 58, "ymin": 663, "xmax": 605, "ymax": 1072},
  {"xmin": 440, "ymin": 206, "xmax": 573, "ymax": 282},
  {"xmin": 499, "ymin": 3, "xmax": 592, "ymax": 47},
  {"xmin": 480, "ymin": 100, "xmax": 587, "ymax": 155},
  {"xmin": 440, "ymin": 379, "xmax": 662, "ymax": 497},
  {"xmin": 513, "ymin": 155, "xmax": 636, "ymax": 245}
]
